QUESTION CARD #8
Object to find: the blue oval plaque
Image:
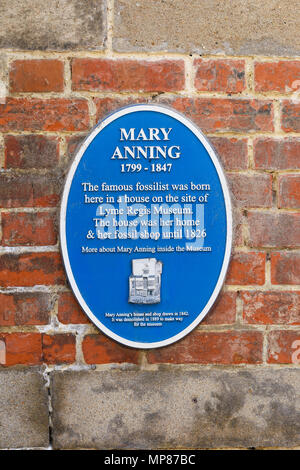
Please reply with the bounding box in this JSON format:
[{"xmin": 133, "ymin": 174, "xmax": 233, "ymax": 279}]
[{"xmin": 60, "ymin": 104, "xmax": 232, "ymax": 348}]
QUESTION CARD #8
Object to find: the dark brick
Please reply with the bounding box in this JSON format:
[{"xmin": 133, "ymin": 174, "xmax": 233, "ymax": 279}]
[{"xmin": 5, "ymin": 135, "xmax": 59, "ymax": 169}]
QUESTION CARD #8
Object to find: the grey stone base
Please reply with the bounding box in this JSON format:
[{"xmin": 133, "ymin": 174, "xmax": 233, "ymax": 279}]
[
  {"xmin": 51, "ymin": 368, "xmax": 300, "ymax": 449},
  {"xmin": 1, "ymin": 367, "xmax": 299, "ymax": 449},
  {"xmin": 0, "ymin": 368, "xmax": 49, "ymax": 448}
]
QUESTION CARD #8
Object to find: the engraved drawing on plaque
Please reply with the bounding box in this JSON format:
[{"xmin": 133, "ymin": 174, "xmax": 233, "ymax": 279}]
[{"xmin": 129, "ymin": 258, "xmax": 163, "ymax": 304}]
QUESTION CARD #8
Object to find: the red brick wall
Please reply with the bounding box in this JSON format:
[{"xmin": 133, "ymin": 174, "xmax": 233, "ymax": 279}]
[{"xmin": 1, "ymin": 55, "xmax": 300, "ymax": 368}]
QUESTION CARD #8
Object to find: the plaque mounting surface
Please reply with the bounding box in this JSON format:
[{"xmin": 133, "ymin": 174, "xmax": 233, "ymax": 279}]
[{"xmin": 60, "ymin": 104, "xmax": 232, "ymax": 348}]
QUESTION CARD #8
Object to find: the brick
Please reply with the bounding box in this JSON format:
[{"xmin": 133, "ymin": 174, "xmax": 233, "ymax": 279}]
[
  {"xmin": 96, "ymin": 96, "xmax": 272, "ymax": 134},
  {"xmin": 0, "ymin": 292, "xmax": 51, "ymax": 326},
  {"xmin": 0, "ymin": 98, "xmax": 89, "ymax": 132},
  {"xmin": 210, "ymin": 137, "xmax": 248, "ymax": 170},
  {"xmin": 0, "ymin": 0, "xmax": 106, "ymax": 50},
  {"xmin": 42, "ymin": 334, "xmax": 76, "ymax": 365},
  {"xmin": 202, "ymin": 292, "xmax": 236, "ymax": 325},
  {"xmin": 10, "ymin": 60, "xmax": 64, "ymax": 93},
  {"xmin": 31, "ymin": 172, "xmax": 63, "ymax": 207},
  {"xmin": 247, "ymin": 211, "xmax": 300, "ymax": 248},
  {"xmin": 0, "ymin": 172, "xmax": 62, "ymax": 208},
  {"xmin": 253, "ymin": 138, "xmax": 300, "ymax": 170},
  {"xmin": 233, "ymin": 208, "xmax": 243, "ymax": 247},
  {"xmin": 0, "ymin": 252, "xmax": 65, "ymax": 287},
  {"xmin": 51, "ymin": 368, "xmax": 300, "ymax": 449},
  {"xmin": 0, "ymin": 333, "xmax": 42, "ymax": 365},
  {"xmin": 226, "ymin": 252, "xmax": 266, "ymax": 285},
  {"xmin": 66, "ymin": 134, "xmax": 87, "ymax": 160},
  {"xmin": 229, "ymin": 174, "xmax": 272, "ymax": 208},
  {"xmin": 242, "ymin": 291, "xmax": 300, "ymax": 325},
  {"xmin": 271, "ymin": 252, "xmax": 300, "ymax": 285},
  {"xmin": 278, "ymin": 175, "xmax": 300, "ymax": 209},
  {"xmin": 2, "ymin": 212, "xmax": 57, "ymax": 246},
  {"xmin": 254, "ymin": 61, "xmax": 300, "ymax": 92},
  {"xmin": 58, "ymin": 292, "xmax": 90, "ymax": 324},
  {"xmin": 94, "ymin": 97, "xmax": 145, "ymax": 123},
  {"xmin": 0, "ymin": 174, "xmax": 33, "ymax": 208},
  {"xmin": 282, "ymin": 101, "xmax": 300, "ymax": 132},
  {"xmin": 72, "ymin": 59, "xmax": 185, "ymax": 92},
  {"xmin": 82, "ymin": 334, "xmax": 139, "ymax": 364},
  {"xmin": 268, "ymin": 330, "xmax": 300, "ymax": 364},
  {"xmin": 147, "ymin": 330, "xmax": 263, "ymax": 364},
  {"xmin": 159, "ymin": 97, "xmax": 274, "ymax": 133},
  {"xmin": 194, "ymin": 59, "xmax": 245, "ymax": 93},
  {"xmin": 4, "ymin": 135, "xmax": 59, "ymax": 169}
]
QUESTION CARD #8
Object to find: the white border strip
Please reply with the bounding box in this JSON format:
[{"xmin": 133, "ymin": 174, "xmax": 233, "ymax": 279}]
[{"xmin": 60, "ymin": 104, "xmax": 233, "ymax": 349}]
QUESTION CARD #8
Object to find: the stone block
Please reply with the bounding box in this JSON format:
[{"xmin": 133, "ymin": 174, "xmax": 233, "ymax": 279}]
[
  {"xmin": 51, "ymin": 368, "xmax": 300, "ymax": 449},
  {"xmin": 114, "ymin": 0, "xmax": 300, "ymax": 56},
  {"xmin": 0, "ymin": 0, "xmax": 106, "ymax": 50},
  {"xmin": 0, "ymin": 368, "xmax": 49, "ymax": 448}
]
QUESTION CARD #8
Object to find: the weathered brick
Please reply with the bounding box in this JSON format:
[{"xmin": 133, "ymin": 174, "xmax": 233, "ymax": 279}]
[
  {"xmin": 82, "ymin": 334, "xmax": 139, "ymax": 364},
  {"xmin": 226, "ymin": 252, "xmax": 266, "ymax": 285},
  {"xmin": 253, "ymin": 138, "xmax": 300, "ymax": 170},
  {"xmin": 42, "ymin": 334, "xmax": 76, "ymax": 364},
  {"xmin": 278, "ymin": 175, "xmax": 300, "ymax": 209},
  {"xmin": 229, "ymin": 174, "xmax": 273, "ymax": 208},
  {"xmin": 194, "ymin": 59, "xmax": 245, "ymax": 93},
  {"xmin": 0, "ymin": 252, "xmax": 65, "ymax": 287},
  {"xmin": 147, "ymin": 331, "xmax": 263, "ymax": 364},
  {"xmin": 0, "ymin": 292, "xmax": 52, "ymax": 326},
  {"xmin": 0, "ymin": 172, "xmax": 62, "ymax": 208},
  {"xmin": 10, "ymin": 60, "xmax": 64, "ymax": 93},
  {"xmin": 160, "ymin": 97, "xmax": 273, "ymax": 133},
  {"xmin": 271, "ymin": 253, "xmax": 300, "ymax": 285},
  {"xmin": 233, "ymin": 208, "xmax": 243, "ymax": 247},
  {"xmin": 210, "ymin": 137, "xmax": 248, "ymax": 170},
  {"xmin": 0, "ymin": 333, "xmax": 42, "ymax": 366},
  {"xmin": 58, "ymin": 292, "xmax": 90, "ymax": 324},
  {"xmin": 94, "ymin": 97, "xmax": 145, "ymax": 123},
  {"xmin": 282, "ymin": 101, "xmax": 300, "ymax": 132},
  {"xmin": 2, "ymin": 212, "xmax": 57, "ymax": 246},
  {"xmin": 95, "ymin": 96, "xmax": 273, "ymax": 132},
  {"xmin": 66, "ymin": 134, "xmax": 87, "ymax": 160},
  {"xmin": 268, "ymin": 330, "xmax": 300, "ymax": 364},
  {"xmin": 247, "ymin": 211, "xmax": 300, "ymax": 248},
  {"xmin": 4, "ymin": 135, "xmax": 59, "ymax": 169},
  {"xmin": 0, "ymin": 0, "xmax": 106, "ymax": 50},
  {"xmin": 202, "ymin": 292, "xmax": 236, "ymax": 325},
  {"xmin": 242, "ymin": 291, "xmax": 300, "ymax": 325},
  {"xmin": 72, "ymin": 59, "xmax": 185, "ymax": 92},
  {"xmin": 32, "ymin": 173, "xmax": 63, "ymax": 207},
  {"xmin": 0, "ymin": 174, "xmax": 32, "ymax": 208},
  {"xmin": 254, "ymin": 61, "xmax": 300, "ymax": 92},
  {"xmin": 114, "ymin": 0, "xmax": 300, "ymax": 56},
  {"xmin": 0, "ymin": 98, "xmax": 89, "ymax": 132}
]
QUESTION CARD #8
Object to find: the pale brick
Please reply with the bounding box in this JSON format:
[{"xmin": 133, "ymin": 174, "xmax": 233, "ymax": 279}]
[
  {"xmin": 51, "ymin": 369, "xmax": 300, "ymax": 449},
  {"xmin": 0, "ymin": 0, "xmax": 106, "ymax": 50},
  {"xmin": 114, "ymin": 0, "xmax": 300, "ymax": 56}
]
